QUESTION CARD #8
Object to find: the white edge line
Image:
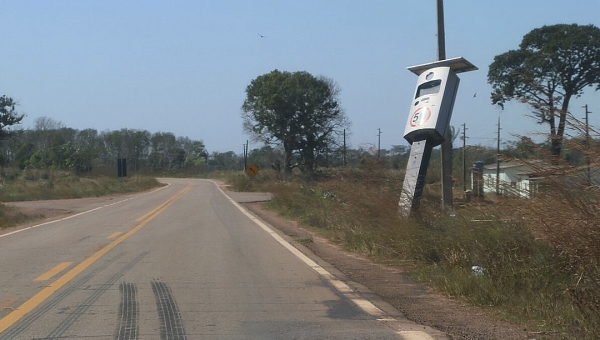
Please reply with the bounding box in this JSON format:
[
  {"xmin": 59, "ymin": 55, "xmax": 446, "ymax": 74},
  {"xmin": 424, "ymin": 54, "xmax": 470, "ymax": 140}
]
[
  {"xmin": 396, "ymin": 331, "xmax": 436, "ymax": 340},
  {"xmin": 0, "ymin": 184, "xmax": 170, "ymax": 239},
  {"xmin": 210, "ymin": 180, "xmax": 387, "ymax": 318},
  {"xmin": 212, "ymin": 180, "xmax": 439, "ymax": 340}
]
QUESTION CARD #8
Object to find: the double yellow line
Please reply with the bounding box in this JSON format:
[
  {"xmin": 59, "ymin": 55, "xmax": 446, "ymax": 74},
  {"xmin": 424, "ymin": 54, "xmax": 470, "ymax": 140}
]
[{"xmin": 0, "ymin": 183, "xmax": 191, "ymax": 334}]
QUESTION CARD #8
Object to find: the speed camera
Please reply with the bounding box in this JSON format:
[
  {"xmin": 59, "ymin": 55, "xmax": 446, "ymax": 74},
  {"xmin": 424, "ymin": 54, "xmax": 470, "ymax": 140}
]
[{"xmin": 403, "ymin": 66, "xmax": 459, "ymax": 146}]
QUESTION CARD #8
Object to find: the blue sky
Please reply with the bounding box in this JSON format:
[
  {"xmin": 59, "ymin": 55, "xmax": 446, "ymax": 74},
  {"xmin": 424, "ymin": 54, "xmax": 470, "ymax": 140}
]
[{"xmin": 1, "ymin": 0, "xmax": 599, "ymax": 153}]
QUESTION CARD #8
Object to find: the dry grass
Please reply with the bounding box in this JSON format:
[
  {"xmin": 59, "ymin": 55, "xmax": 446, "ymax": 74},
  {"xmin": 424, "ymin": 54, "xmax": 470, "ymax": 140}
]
[
  {"xmin": 0, "ymin": 203, "xmax": 38, "ymax": 229},
  {"xmin": 228, "ymin": 161, "xmax": 600, "ymax": 339},
  {"xmin": 0, "ymin": 169, "xmax": 162, "ymax": 202}
]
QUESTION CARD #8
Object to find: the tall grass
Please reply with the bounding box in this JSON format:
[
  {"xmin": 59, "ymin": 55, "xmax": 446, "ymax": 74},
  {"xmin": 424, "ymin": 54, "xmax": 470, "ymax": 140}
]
[
  {"xmin": 513, "ymin": 169, "xmax": 600, "ymax": 336},
  {"xmin": 0, "ymin": 168, "xmax": 162, "ymax": 202},
  {"xmin": 229, "ymin": 162, "xmax": 599, "ymax": 339}
]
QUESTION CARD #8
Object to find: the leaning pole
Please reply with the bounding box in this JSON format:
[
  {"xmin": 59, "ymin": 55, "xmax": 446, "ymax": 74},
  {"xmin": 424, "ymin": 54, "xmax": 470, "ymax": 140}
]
[{"xmin": 398, "ymin": 58, "xmax": 477, "ymax": 217}]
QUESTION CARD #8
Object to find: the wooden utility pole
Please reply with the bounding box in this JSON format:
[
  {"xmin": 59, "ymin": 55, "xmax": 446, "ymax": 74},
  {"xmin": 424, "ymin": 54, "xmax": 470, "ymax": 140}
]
[
  {"xmin": 377, "ymin": 128, "xmax": 382, "ymax": 158},
  {"xmin": 437, "ymin": 0, "xmax": 454, "ymax": 211},
  {"xmin": 584, "ymin": 104, "xmax": 591, "ymax": 185},
  {"xmin": 343, "ymin": 129, "xmax": 347, "ymax": 167},
  {"xmin": 462, "ymin": 123, "xmax": 467, "ymax": 193},
  {"xmin": 436, "ymin": 0, "xmax": 446, "ymax": 61},
  {"xmin": 243, "ymin": 140, "xmax": 248, "ymax": 171},
  {"xmin": 496, "ymin": 118, "xmax": 501, "ymax": 195}
]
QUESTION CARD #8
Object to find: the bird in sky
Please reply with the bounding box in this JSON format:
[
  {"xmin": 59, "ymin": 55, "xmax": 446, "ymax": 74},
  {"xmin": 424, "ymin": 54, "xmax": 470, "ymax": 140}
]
[{"xmin": 257, "ymin": 33, "xmax": 266, "ymax": 38}]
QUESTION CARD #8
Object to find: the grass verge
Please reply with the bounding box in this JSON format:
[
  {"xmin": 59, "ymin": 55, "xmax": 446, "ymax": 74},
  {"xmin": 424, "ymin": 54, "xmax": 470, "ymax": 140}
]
[{"xmin": 227, "ymin": 167, "xmax": 598, "ymax": 339}]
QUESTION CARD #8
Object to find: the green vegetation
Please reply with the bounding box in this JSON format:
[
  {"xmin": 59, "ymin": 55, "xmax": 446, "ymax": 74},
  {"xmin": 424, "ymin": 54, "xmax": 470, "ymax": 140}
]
[
  {"xmin": 0, "ymin": 94, "xmax": 25, "ymax": 141},
  {"xmin": 1, "ymin": 117, "xmax": 210, "ymax": 174},
  {"xmin": 242, "ymin": 70, "xmax": 350, "ymax": 174},
  {"xmin": 488, "ymin": 23, "xmax": 600, "ymax": 157},
  {"xmin": 227, "ymin": 160, "xmax": 600, "ymax": 339}
]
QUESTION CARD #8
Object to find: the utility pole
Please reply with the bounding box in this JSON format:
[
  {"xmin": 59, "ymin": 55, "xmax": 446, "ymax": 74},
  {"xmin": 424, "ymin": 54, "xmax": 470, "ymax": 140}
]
[
  {"xmin": 436, "ymin": 0, "xmax": 446, "ymax": 61},
  {"xmin": 377, "ymin": 128, "xmax": 382, "ymax": 158},
  {"xmin": 496, "ymin": 118, "xmax": 501, "ymax": 195},
  {"xmin": 437, "ymin": 0, "xmax": 454, "ymax": 211},
  {"xmin": 584, "ymin": 104, "xmax": 591, "ymax": 185},
  {"xmin": 343, "ymin": 129, "xmax": 347, "ymax": 167},
  {"xmin": 243, "ymin": 140, "xmax": 248, "ymax": 171},
  {"xmin": 462, "ymin": 123, "xmax": 467, "ymax": 193}
]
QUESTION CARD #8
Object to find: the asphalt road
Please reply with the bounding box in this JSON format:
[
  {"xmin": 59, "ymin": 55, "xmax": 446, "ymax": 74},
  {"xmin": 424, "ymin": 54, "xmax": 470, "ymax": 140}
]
[{"xmin": 0, "ymin": 179, "xmax": 445, "ymax": 339}]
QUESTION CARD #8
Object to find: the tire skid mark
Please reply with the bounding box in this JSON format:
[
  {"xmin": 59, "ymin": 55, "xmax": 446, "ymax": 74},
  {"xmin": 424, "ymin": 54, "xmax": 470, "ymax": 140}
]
[
  {"xmin": 43, "ymin": 251, "xmax": 148, "ymax": 339},
  {"xmin": 2, "ymin": 253, "xmax": 125, "ymax": 340},
  {"xmin": 151, "ymin": 281, "xmax": 186, "ymax": 340},
  {"xmin": 115, "ymin": 282, "xmax": 139, "ymax": 340},
  {"xmin": 0, "ymin": 183, "xmax": 191, "ymax": 336}
]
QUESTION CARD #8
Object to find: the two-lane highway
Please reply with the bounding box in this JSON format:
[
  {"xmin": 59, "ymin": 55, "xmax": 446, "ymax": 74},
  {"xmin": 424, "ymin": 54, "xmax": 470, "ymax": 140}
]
[{"xmin": 0, "ymin": 179, "xmax": 445, "ymax": 339}]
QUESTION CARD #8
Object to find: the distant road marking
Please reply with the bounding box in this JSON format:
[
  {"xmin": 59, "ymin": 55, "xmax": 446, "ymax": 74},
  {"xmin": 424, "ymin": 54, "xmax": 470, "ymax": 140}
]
[
  {"xmin": 108, "ymin": 232, "xmax": 123, "ymax": 239},
  {"xmin": 34, "ymin": 262, "xmax": 73, "ymax": 282},
  {"xmin": 0, "ymin": 183, "xmax": 190, "ymax": 335}
]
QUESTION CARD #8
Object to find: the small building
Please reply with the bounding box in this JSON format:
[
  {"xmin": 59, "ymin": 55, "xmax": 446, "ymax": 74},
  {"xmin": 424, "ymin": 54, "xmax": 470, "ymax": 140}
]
[
  {"xmin": 481, "ymin": 161, "xmax": 546, "ymax": 199},
  {"xmin": 480, "ymin": 161, "xmax": 600, "ymax": 199}
]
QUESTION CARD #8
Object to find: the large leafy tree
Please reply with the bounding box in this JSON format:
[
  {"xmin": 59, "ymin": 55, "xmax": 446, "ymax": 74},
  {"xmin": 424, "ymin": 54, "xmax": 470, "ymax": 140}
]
[
  {"xmin": 242, "ymin": 70, "xmax": 349, "ymax": 173},
  {"xmin": 0, "ymin": 95, "xmax": 25, "ymax": 141},
  {"xmin": 488, "ymin": 24, "xmax": 600, "ymax": 157}
]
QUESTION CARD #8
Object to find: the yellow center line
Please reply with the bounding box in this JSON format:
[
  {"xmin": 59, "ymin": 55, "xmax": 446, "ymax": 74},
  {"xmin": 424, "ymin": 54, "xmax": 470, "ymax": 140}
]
[
  {"xmin": 107, "ymin": 232, "xmax": 122, "ymax": 239},
  {"xmin": 135, "ymin": 182, "xmax": 193, "ymax": 223},
  {"xmin": 34, "ymin": 262, "xmax": 73, "ymax": 282},
  {"xmin": 0, "ymin": 183, "xmax": 192, "ymax": 334}
]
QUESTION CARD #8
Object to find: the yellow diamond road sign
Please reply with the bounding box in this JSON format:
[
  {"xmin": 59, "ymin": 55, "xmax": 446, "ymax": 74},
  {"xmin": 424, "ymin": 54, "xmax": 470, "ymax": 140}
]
[{"xmin": 246, "ymin": 164, "xmax": 259, "ymax": 177}]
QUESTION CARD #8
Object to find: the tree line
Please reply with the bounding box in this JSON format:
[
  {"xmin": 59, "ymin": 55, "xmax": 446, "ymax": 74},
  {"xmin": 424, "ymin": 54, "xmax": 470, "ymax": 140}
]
[
  {"xmin": 0, "ymin": 117, "xmax": 208, "ymax": 174},
  {"xmin": 0, "ymin": 112, "xmax": 595, "ymax": 182},
  {"xmin": 0, "ymin": 116, "xmax": 408, "ymax": 176}
]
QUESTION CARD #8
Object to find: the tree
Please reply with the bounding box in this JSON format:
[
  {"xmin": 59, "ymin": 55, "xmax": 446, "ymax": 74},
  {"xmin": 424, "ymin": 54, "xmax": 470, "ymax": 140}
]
[
  {"xmin": 502, "ymin": 136, "xmax": 542, "ymax": 160},
  {"xmin": 0, "ymin": 95, "xmax": 25, "ymax": 141},
  {"xmin": 242, "ymin": 70, "xmax": 350, "ymax": 173},
  {"xmin": 210, "ymin": 151, "xmax": 241, "ymax": 171},
  {"xmin": 248, "ymin": 145, "xmax": 285, "ymax": 170},
  {"xmin": 488, "ymin": 24, "xmax": 600, "ymax": 157}
]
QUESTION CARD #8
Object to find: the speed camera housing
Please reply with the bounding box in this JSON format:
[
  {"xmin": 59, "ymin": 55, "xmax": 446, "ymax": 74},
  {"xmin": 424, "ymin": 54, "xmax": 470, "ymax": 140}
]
[{"xmin": 403, "ymin": 66, "xmax": 459, "ymax": 146}]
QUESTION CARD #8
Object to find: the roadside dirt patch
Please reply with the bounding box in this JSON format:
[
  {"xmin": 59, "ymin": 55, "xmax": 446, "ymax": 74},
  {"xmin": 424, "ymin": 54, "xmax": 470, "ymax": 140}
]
[
  {"xmin": 0, "ymin": 195, "xmax": 134, "ymax": 236},
  {"xmin": 0, "ymin": 206, "xmax": 70, "ymax": 236},
  {"xmin": 243, "ymin": 201, "xmax": 533, "ymax": 340}
]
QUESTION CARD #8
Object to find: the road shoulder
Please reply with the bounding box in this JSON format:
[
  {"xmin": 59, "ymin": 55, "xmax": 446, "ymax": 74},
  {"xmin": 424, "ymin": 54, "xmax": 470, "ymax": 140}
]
[{"xmin": 242, "ymin": 201, "xmax": 531, "ymax": 340}]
